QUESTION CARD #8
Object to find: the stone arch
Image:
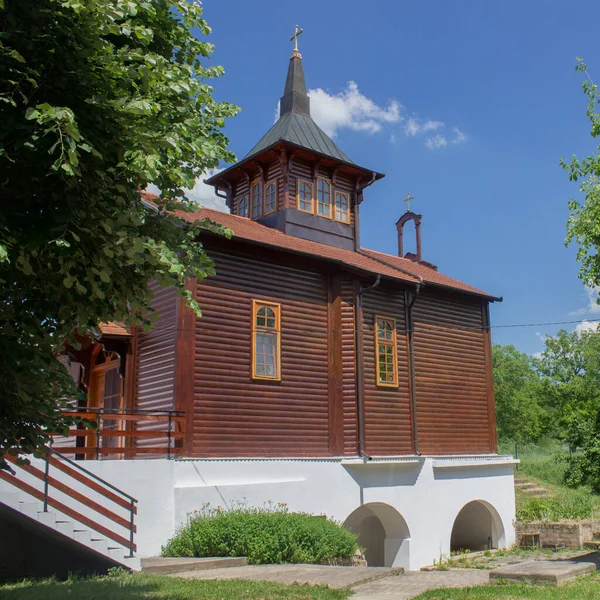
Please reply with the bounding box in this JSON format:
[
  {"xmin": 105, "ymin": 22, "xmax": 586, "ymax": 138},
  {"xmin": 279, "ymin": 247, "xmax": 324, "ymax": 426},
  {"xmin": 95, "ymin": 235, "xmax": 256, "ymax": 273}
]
[
  {"xmin": 343, "ymin": 503, "xmax": 411, "ymax": 568},
  {"xmin": 450, "ymin": 500, "xmax": 506, "ymax": 552}
]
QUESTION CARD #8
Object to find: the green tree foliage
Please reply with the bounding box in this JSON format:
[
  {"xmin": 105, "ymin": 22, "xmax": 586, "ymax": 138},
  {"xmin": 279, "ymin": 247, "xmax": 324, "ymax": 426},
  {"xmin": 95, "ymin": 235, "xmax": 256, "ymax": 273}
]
[
  {"xmin": 537, "ymin": 329, "xmax": 600, "ymax": 445},
  {"xmin": 492, "ymin": 344, "xmax": 546, "ymax": 443},
  {"xmin": 0, "ymin": 0, "xmax": 238, "ymax": 464},
  {"xmin": 563, "ymin": 59, "xmax": 600, "ymax": 289}
]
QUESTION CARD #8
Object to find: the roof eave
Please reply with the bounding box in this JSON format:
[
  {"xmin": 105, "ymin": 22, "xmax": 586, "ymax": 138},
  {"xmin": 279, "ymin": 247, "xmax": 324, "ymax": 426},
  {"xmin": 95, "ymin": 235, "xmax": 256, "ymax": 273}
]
[{"xmin": 204, "ymin": 140, "xmax": 384, "ymax": 187}]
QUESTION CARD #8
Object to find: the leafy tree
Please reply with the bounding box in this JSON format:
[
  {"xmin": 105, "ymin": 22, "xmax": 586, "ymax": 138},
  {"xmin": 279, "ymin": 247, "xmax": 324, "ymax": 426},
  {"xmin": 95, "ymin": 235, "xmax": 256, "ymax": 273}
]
[
  {"xmin": 0, "ymin": 0, "xmax": 238, "ymax": 464},
  {"xmin": 563, "ymin": 59, "xmax": 600, "ymax": 289},
  {"xmin": 536, "ymin": 329, "xmax": 600, "ymax": 442},
  {"xmin": 492, "ymin": 344, "xmax": 546, "ymax": 443}
]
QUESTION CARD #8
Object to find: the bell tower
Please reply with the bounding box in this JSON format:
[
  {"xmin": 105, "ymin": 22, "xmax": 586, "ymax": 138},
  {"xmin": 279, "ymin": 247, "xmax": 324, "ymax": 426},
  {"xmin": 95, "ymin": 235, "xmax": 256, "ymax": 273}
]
[{"xmin": 205, "ymin": 27, "xmax": 384, "ymax": 251}]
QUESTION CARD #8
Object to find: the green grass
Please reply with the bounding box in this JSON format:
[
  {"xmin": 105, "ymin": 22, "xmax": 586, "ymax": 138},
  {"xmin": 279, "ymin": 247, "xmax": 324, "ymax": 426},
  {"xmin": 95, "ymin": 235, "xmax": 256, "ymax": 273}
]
[
  {"xmin": 414, "ymin": 571, "xmax": 600, "ymax": 599},
  {"xmin": 499, "ymin": 441, "xmax": 600, "ymax": 522},
  {"xmin": 0, "ymin": 572, "xmax": 351, "ymax": 600}
]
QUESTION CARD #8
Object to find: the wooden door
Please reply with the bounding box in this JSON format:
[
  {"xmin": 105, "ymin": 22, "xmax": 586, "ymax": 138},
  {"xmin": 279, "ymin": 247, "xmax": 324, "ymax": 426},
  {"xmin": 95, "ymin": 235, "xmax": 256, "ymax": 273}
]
[{"xmin": 89, "ymin": 350, "xmax": 124, "ymax": 454}]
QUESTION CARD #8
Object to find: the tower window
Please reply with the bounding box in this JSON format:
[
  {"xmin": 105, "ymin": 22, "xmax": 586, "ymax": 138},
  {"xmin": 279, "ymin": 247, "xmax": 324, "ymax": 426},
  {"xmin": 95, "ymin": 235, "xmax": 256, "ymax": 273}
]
[
  {"xmin": 251, "ymin": 182, "xmax": 263, "ymax": 219},
  {"xmin": 297, "ymin": 179, "xmax": 313, "ymax": 213},
  {"xmin": 238, "ymin": 195, "xmax": 249, "ymax": 218},
  {"xmin": 317, "ymin": 178, "xmax": 331, "ymax": 218},
  {"xmin": 334, "ymin": 191, "xmax": 350, "ymax": 223},
  {"xmin": 375, "ymin": 316, "xmax": 398, "ymax": 387},
  {"xmin": 265, "ymin": 181, "xmax": 277, "ymax": 215},
  {"xmin": 252, "ymin": 300, "xmax": 281, "ymax": 380}
]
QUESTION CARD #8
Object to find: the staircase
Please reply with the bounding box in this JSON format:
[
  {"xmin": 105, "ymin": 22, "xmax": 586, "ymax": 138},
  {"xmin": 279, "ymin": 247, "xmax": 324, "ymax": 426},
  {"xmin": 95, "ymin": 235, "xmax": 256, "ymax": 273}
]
[
  {"xmin": 0, "ymin": 449, "xmax": 140, "ymax": 571},
  {"xmin": 514, "ymin": 477, "xmax": 549, "ymax": 497}
]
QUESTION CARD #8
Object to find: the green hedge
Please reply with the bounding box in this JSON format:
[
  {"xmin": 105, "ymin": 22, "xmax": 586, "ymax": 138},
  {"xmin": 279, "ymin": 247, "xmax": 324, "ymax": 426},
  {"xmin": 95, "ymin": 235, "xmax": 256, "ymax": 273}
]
[{"xmin": 162, "ymin": 503, "xmax": 359, "ymax": 565}]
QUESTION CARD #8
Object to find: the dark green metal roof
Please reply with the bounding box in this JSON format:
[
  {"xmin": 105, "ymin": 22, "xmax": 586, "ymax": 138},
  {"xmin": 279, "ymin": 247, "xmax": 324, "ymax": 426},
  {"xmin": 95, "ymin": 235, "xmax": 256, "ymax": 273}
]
[{"xmin": 243, "ymin": 111, "xmax": 355, "ymax": 164}]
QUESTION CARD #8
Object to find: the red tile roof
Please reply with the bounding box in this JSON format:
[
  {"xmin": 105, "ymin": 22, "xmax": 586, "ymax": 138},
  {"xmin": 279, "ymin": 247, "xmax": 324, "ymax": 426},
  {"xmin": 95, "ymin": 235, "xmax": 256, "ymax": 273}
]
[{"xmin": 141, "ymin": 192, "xmax": 499, "ymax": 301}]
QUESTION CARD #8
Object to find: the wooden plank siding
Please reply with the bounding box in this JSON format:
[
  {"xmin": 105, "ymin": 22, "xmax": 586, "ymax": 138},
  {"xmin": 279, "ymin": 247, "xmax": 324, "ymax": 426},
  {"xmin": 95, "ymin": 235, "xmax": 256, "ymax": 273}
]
[
  {"xmin": 134, "ymin": 282, "xmax": 178, "ymax": 449},
  {"xmin": 192, "ymin": 250, "xmax": 331, "ymax": 457},
  {"xmin": 412, "ymin": 289, "xmax": 495, "ymax": 454},
  {"xmin": 361, "ymin": 286, "xmax": 414, "ymax": 456}
]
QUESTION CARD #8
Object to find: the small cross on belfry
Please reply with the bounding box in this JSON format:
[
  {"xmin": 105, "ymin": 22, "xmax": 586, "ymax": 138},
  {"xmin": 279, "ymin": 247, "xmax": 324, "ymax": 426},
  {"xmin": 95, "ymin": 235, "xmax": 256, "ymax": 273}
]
[
  {"xmin": 404, "ymin": 192, "xmax": 414, "ymax": 213},
  {"xmin": 290, "ymin": 24, "xmax": 303, "ymax": 53}
]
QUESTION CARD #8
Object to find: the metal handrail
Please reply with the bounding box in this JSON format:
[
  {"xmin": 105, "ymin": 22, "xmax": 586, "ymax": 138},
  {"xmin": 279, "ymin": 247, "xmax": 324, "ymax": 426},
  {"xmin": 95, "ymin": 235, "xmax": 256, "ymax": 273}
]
[
  {"xmin": 46, "ymin": 446, "xmax": 138, "ymax": 503},
  {"xmin": 61, "ymin": 407, "xmax": 184, "ymax": 460},
  {"xmin": 44, "ymin": 446, "xmax": 138, "ymax": 557}
]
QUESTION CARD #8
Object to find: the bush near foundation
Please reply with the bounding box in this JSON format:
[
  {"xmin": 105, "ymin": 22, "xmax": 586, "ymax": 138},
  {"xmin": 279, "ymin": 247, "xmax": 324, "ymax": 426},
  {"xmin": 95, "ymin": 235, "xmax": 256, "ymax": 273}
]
[{"xmin": 162, "ymin": 503, "xmax": 359, "ymax": 565}]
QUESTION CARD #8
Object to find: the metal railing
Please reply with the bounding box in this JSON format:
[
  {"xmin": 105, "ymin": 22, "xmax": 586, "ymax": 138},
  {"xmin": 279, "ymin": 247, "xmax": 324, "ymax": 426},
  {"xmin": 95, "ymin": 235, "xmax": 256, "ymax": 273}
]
[
  {"xmin": 3, "ymin": 447, "xmax": 138, "ymax": 557},
  {"xmin": 54, "ymin": 407, "xmax": 186, "ymax": 460}
]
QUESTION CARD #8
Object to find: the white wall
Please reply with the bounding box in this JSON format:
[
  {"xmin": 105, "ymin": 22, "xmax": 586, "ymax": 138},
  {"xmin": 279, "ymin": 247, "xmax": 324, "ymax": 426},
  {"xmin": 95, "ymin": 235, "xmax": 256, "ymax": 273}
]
[{"xmin": 2, "ymin": 456, "xmax": 516, "ymax": 570}]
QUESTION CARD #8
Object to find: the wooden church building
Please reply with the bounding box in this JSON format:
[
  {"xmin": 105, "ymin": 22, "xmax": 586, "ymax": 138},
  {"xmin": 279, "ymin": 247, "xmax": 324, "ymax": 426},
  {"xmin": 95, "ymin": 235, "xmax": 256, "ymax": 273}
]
[{"xmin": 0, "ymin": 33, "xmax": 517, "ymax": 572}]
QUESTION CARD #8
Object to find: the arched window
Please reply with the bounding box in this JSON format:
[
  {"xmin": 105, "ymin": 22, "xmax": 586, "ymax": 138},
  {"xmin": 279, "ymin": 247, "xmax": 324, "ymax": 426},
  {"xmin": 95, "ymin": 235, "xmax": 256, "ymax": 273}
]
[
  {"xmin": 251, "ymin": 182, "xmax": 263, "ymax": 219},
  {"xmin": 238, "ymin": 195, "xmax": 249, "ymax": 218},
  {"xmin": 317, "ymin": 178, "xmax": 331, "ymax": 218},
  {"xmin": 297, "ymin": 179, "xmax": 313, "ymax": 213},
  {"xmin": 265, "ymin": 181, "xmax": 277, "ymax": 215},
  {"xmin": 335, "ymin": 191, "xmax": 350, "ymax": 222},
  {"xmin": 375, "ymin": 316, "xmax": 398, "ymax": 387},
  {"xmin": 252, "ymin": 300, "xmax": 281, "ymax": 380}
]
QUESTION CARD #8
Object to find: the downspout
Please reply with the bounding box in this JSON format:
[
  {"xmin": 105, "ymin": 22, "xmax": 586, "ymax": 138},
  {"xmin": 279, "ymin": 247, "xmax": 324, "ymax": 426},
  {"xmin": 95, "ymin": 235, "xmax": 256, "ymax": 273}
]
[
  {"xmin": 355, "ymin": 273, "xmax": 381, "ymax": 460},
  {"xmin": 406, "ymin": 278, "xmax": 423, "ymax": 456}
]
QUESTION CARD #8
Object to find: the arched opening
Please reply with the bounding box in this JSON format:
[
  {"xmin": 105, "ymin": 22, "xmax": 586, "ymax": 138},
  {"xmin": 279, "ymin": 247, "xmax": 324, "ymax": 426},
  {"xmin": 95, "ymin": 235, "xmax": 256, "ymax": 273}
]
[
  {"xmin": 343, "ymin": 503, "xmax": 410, "ymax": 568},
  {"xmin": 450, "ymin": 500, "xmax": 505, "ymax": 552}
]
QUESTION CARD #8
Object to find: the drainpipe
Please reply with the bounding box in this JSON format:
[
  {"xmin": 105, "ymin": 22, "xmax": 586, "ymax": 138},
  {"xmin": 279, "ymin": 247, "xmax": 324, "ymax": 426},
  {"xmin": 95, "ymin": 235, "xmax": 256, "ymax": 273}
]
[
  {"xmin": 355, "ymin": 273, "xmax": 381, "ymax": 460},
  {"xmin": 406, "ymin": 278, "xmax": 423, "ymax": 456}
]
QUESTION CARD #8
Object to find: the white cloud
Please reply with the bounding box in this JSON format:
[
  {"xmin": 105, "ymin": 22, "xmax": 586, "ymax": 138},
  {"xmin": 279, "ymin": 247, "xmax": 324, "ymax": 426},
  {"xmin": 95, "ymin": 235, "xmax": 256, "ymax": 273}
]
[
  {"xmin": 575, "ymin": 320, "xmax": 600, "ymax": 335},
  {"xmin": 570, "ymin": 286, "xmax": 600, "ymax": 316},
  {"xmin": 404, "ymin": 118, "xmax": 443, "ymax": 137},
  {"xmin": 148, "ymin": 167, "xmax": 229, "ymax": 213},
  {"xmin": 424, "ymin": 127, "xmax": 467, "ymax": 150},
  {"xmin": 307, "ymin": 81, "xmax": 401, "ymax": 137},
  {"xmin": 425, "ymin": 134, "xmax": 448, "ymax": 149}
]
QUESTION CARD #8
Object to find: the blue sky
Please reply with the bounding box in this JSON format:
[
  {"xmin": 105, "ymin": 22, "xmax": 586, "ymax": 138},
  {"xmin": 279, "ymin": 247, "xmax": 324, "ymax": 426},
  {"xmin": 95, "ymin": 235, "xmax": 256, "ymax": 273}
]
[{"xmin": 191, "ymin": 0, "xmax": 600, "ymax": 356}]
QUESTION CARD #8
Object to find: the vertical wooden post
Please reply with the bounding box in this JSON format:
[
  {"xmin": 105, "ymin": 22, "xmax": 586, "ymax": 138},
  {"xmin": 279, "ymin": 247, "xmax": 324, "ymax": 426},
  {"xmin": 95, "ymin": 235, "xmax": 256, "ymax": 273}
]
[
  {"xmin": 327, "ymin": 272, "xmax": 344, "ymax": 455},
  {"xmin": 174, "ymin": 278, "xmax": 197, "ymax": 457}
]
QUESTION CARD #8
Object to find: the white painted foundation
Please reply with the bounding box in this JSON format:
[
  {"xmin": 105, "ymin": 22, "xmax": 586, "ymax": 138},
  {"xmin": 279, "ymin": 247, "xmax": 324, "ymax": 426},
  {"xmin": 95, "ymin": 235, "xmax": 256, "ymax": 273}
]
[{"xmin": 2, "ymin": 455, "xmax": 516, "ymax": 571}]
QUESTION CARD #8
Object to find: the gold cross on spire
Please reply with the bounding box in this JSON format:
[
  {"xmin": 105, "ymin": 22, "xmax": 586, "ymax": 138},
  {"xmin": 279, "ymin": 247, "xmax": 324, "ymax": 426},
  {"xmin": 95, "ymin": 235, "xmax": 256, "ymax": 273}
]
[
  {"xmin": 290, "ymin": 24, "xmax": 303, "ymax": 54},
  {"xmin": 404, "ymin": 192, "xmax": 414, "ymax": 213}
]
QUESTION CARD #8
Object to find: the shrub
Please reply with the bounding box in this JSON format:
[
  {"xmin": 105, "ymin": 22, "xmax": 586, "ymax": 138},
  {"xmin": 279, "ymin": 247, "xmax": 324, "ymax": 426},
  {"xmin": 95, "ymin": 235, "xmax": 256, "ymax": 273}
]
[{"xmin": 162, "ymin": 502, "xmax": 359, "ymax": 565}]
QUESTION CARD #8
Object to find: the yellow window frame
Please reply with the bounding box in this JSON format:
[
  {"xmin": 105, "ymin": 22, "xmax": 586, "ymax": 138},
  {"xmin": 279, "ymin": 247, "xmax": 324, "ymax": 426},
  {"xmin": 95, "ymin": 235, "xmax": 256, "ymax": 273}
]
[
  {"xmin": 317, "ymin": 177, "xmax": 332, "ymax": 219},
  {"xmin": 264, "ymin": 179, "xmax": 278, "ymax": 215},
  {"xmin": 237, "ymin": 194, "xmax": 249, "ymax": 218},
  {"xmin": 251, "ymin": 181, "xmax": 263, "ymax": 219},
  {"xmin": 251, "ymin": 299, "xmax": 281, "ymax": 381},
  {"xmin": 334, "ymin": 191, "xmax": 350, "ymax": 223},
  {"xmin": 297, "ymin": 178, "xmax": 314, "ymax": 214},
  {"xmin": 375, "ymin": 315, "xmax": 398, "ymax": 388}
]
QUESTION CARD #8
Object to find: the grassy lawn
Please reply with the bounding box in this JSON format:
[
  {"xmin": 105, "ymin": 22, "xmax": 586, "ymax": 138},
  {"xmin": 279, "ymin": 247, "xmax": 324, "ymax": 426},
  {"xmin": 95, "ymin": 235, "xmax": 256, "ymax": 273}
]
[
  {"xmin": 414, "ymin": 571, "xmax": 600, "ymax": 599},
  {"xmin": 498, "ymin": 441, "xmax": 600, "ymax": 521},
  {"xmin": 0, "ymin": 572, "xmax": 351, "ymax": 600}
]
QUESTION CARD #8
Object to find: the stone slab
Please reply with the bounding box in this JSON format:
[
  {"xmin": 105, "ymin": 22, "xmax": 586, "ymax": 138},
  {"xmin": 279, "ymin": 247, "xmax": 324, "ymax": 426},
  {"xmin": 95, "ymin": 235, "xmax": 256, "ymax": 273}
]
[
  {"xmin": 169, "ymin": 564, "xmax": 403, "ymax": 590},
  {"xmin": 141, "ymin": 556, "xmax": 247, "ymax": 574},
  {"xmin": 489, "ymin": 559, "xmax": 596, "ymax": 586}
]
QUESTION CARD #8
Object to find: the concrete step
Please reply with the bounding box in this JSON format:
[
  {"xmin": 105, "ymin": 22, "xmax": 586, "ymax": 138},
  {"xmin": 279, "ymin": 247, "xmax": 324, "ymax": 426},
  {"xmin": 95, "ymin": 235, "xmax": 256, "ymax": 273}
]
[
  {"xmin": 523, "ymin": 487, "xmax": 550, "ymax": 496},
  {"xmin": 141, "ymin": 556, "xmax": 248, "ymax": 575},
  {"xmin": 122, "ymin": 556, "xmax": 142, "ymax": 571},
  {"xmin": 515, "ymin": 482, "xmax": 538, "ymax": 489},
  {"xmin": 90, "ymin": 538, "xmax": 108, "ymax": 555},
  {"xmin": 18, "ymin": 501, "xmax": 41, "ymax": 519},
  {"xmin": 37, "ymin": 510, "xmax": 57, "ymax": 527},
  {"xmin": 0, "ymin": 491, "xmax": 20, "ymax": 508},
  {"xmin": 584, "ymin": 540, "xmax": 600, "ymax": 550},
  {"xmin": 55, "ymin": 520, "xmax": 74, "ymax": 536},
  {"xmin": 72, "ymin": 529, "xmax": 91, "ymax": 545},
  {"xmin": 108, "ymin": 547, "xmax": 126, "ymax": 561}
]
